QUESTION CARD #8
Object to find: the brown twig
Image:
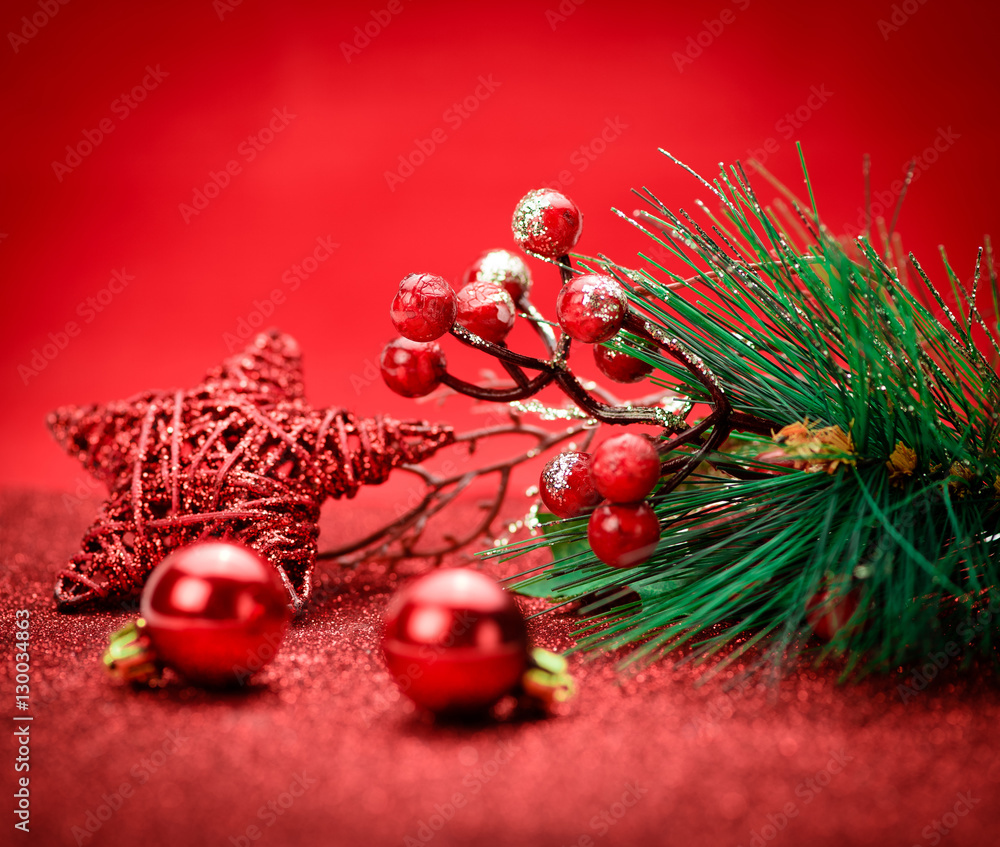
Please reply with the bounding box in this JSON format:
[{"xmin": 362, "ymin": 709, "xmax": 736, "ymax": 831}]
[
  {"xmin": 330, "ymin": 245, "xmax": 783, "ymax": 570},
  {"xmin": 428, "ymin": 252, "xmax": 782, "ymax": 500},
  {"xmin": 316, "ymin": 415, "xmax": 593, "ymax": 566}
]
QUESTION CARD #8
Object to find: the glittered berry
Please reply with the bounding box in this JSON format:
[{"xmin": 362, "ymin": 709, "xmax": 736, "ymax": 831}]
[
  {"xmin": 382, "ymin": 568, "xmax": 529, "ymax": 714},
  {"xmin": 587, "ymin": 501, "xmax": 661, "ymax": 569},
  {"xmin": 139, "ymin": 542, "xmax": 290, "ymax": 686},
  {"xmin": 380, "ymin": 337, "xmax": 446, "ymax": 397},
  {"xmin": 512, "ymin": 189, "xmax": 583, "ymax": 258},
  {"xmin": 463, "ymin": 249, "xmax": 533, "ymax": 302},
  {"xmin": 390, "ymin": 272, "xmax": 457, "ymax": 341},
  {"xmin": 594, "ymin": 345, "xmax": 653, "ymax": 383},
  {"xmin": 591, "ymin": 433, "xmax": 661, "ymax": 503},
  {"xmin": 806, "ymin": 587, "xmax": 861, "ymax": 641},
  {"xmin": 539, "ymin": 451, "xmax": 602, "ymax": 518},
  {"xmin": 556, "ymin": 274, "xmax": 627, "ymax": 343},
  {"xmin": 455, "ymin": 278, "xmax": 516, "ymax": 344}
]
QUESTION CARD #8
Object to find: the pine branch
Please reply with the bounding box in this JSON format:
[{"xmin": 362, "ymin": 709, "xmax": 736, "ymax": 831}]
[{"xmin": 498, "ymin": 147, "xmax": 1000, "ymax": 676}]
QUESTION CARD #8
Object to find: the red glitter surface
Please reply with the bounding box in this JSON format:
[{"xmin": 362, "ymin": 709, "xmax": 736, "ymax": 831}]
[
  {"xmin": 3, "ymin": 1, "xmax": 1000, "ymax": 844},
  {"xmin": 2, "ymin": 489, "xmax": 998, "ymax": 847}
]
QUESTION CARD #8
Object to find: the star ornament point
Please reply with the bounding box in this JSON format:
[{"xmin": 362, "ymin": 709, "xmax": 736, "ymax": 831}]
[{"xmin": 49, "ymin": 330, "xmax": 453, "ymax": 613}]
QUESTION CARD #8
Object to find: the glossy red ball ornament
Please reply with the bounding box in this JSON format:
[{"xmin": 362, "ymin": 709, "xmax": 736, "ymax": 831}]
[
  {"xmin": 591, "ymin": 433, "xmax": 661, "ymax": 503},
  {"xmin": 463, "ymin": 249, "xmax": 533, "ymax": 302},
  {"xmin": 806, "ymin": 587, "xmax": 861, "ymax": 641},
  {"xmin": 587, "ymin": 501, "xmax": 661, "ymax": 569},
  {"xmin": 382, "ymin": 568, "xmax": 529, "ymax": 714},
  {"xmin": 512, "ymin": 189, "xmax": 583, "ymax": 258},
  {"xmin": 594, "ymin": 345, "xmax": 653, "ymax": 383},
  {"xmin": 539, "ymin": 451, "xmax": 603, "ymax": 518},
  {"xmin": 556, "ymin": 273, "xmax": 628, "ymax": 343},
  {"xmin": 139, "ymin": 542, "xmax": 291, "ymax": 686},
  {"xmin": 455, "ymin": 278, "xmax": 517, "ymax": 344},
  {"xmin": 390, "ymin": 272, "xmax": 457, "ymax": 341},
  {"xmin": 380, "ymin": 337, "xmax": 447, "ymax": 397}
]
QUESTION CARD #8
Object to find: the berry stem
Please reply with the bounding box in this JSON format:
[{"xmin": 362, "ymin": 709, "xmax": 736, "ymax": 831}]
[
  {"xmin": 428, "ymin": 250, "xmax": 780, "ymax": 483},
  {"xmin": 557, "ymin": 253, "xmax": 574, "ymax": 285},
  {"xmin": 550, "ymin": 370, "xmax": 678, "ymax": 427},
  {"xmin": 449, "ymin": 324, "xmax": 555, "ymax": 371},
  {"xmin": 730, "ymin": 411, "xmax": 779, "ymax": 435},
  {"xmin": 440, "ymin": 371, "xmax": 555, "ymax": 401},
  {"xmin": 518, "ymin": 298, "xmax": 559, "ymax": 356}
]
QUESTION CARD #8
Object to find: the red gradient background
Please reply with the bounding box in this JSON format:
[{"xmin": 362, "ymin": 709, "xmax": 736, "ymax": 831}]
[
  {"xmin": 2, "ymin": 0, "xmax": 997, "ymax": 488},
  {"xmin": 3, "ymin": 4, "xmax": 1000, "ymax": 847}
]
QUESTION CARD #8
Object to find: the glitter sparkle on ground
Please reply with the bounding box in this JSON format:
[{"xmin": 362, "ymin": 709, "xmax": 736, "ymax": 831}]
[{"xmin": 1, "ymin": 489, "xmax": 997, "ymax": 847}]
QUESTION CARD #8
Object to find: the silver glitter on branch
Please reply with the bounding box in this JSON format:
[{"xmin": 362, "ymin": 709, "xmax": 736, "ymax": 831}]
[{"xmin": 427, "ymin": 241, "xmax": 783, "ymax": 495}]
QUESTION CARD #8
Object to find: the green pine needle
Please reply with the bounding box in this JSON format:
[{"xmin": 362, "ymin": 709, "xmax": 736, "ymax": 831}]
[{"xmin": 492, "ymin": 149, "xmax": 1000, "ymax": 677}]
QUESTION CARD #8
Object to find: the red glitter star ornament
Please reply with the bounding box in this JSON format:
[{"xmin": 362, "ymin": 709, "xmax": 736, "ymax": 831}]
[{"xmin": 48, "ymin": 330, "xmax": 454, "ymax": 613}]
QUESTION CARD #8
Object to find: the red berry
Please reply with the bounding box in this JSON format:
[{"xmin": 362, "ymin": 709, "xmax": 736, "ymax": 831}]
[
  {"xmin": 512, "ymin": 189, "xmax": 583, "ymax": 258},
  {"xmin": 591, "ymin": 433, "xmax": 661, "ymax": 503},
  {"xmin": 455, "ymin": 278, "xmax": 516, "ymax": 344},
  {"xmin": 806, "ymin": 587, "xmax": 861, "ymax": 641},
  {"xmin": 390, "ymin": 272, "xmax": 457, "ymax": 341},
  {"xmin": 140, "ymin": 542, "xmax": 290, "ymax": 686},
  {"xmin": 587, "ymin": 501, "xmax": 661, "ymax": 569},
  {"xmin": 382, "ymin": 568, "xmax": 529, "ymax": 714},
  {"xmin": 594, "ymin": 345, "xmax": 653, "ymax": 383},
  {"xmin": 380, "ymin": 337, "xmax": 446, "ymax": 397},
  {"xmin": 539, "ymin": 451, "xmax": 602, "ymax": 518},
  {"xmin": 556, "ymin": 274, "xmax": 627, "ymax": 343},
  {"xmin": 463, "ymin": 249, "xmax": 533, "ymax": 302}
]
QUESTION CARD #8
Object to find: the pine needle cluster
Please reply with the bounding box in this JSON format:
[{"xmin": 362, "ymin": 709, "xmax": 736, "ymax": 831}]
[{"xmin": 500, "ymin": 147, "xmax": 999, "ymax": 677}]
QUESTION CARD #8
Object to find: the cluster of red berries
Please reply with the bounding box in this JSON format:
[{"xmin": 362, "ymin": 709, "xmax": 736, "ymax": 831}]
[
  {"xmin": 381, "ymin": 187, "xmax": 663, "ymax": 570},
  {"xmin": 540, "ymin": 433, "xmax": 662, "ymax": 569},
  {"xmin": 381, "ymin": 255, "xmax": 522, "ymax": 397},
  {"xmin": 380, "ymin": 188, "xmax": 653, "ymax": 398}
]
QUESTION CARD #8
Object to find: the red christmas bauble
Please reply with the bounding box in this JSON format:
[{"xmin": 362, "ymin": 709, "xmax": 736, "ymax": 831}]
[
  {"xmin": 382, "ymin": 568, "xmax": 529, "ymax": 714},
  {"xmin": 390, "ymin": 272, "xmax": 457, "ymax": 341},
  {"xmin": 512, "ymin": 189, "xmax": 583, "ymax": 258},
  {"xmin": 539, "ymin": 451, "xmax": 602, "ymax": 518},
  {"xmin": 594, "ymin": 345, "xmax": 653, "ymax": 383},
  {"xmin": 591, "ymin": 433, "xmax": 661, "ymax": 503},
  {"xmin": 588, "ymin": 501, "xmax": 661, "ymax": 568},
  {"xmin": 139, "ymin": 542, "xmax": 290, "ymax": 686},
  {"xmin": 463, "ymin": 249, "xmax": 533, "ymax": 302},
  {"xmin": 380, "ymin": 337, "xmax": 447, "ymax": 397},
  {"xmin": 455, "ymin": 278, "xmax": 517, "ymax": 344},
  {"xmin": 556, "ymin": 273, "xmax": 627, "ymax": 343},
  {"xmin": 806, "ymin": 587, "xmax": 861, "ymax": 641}
]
